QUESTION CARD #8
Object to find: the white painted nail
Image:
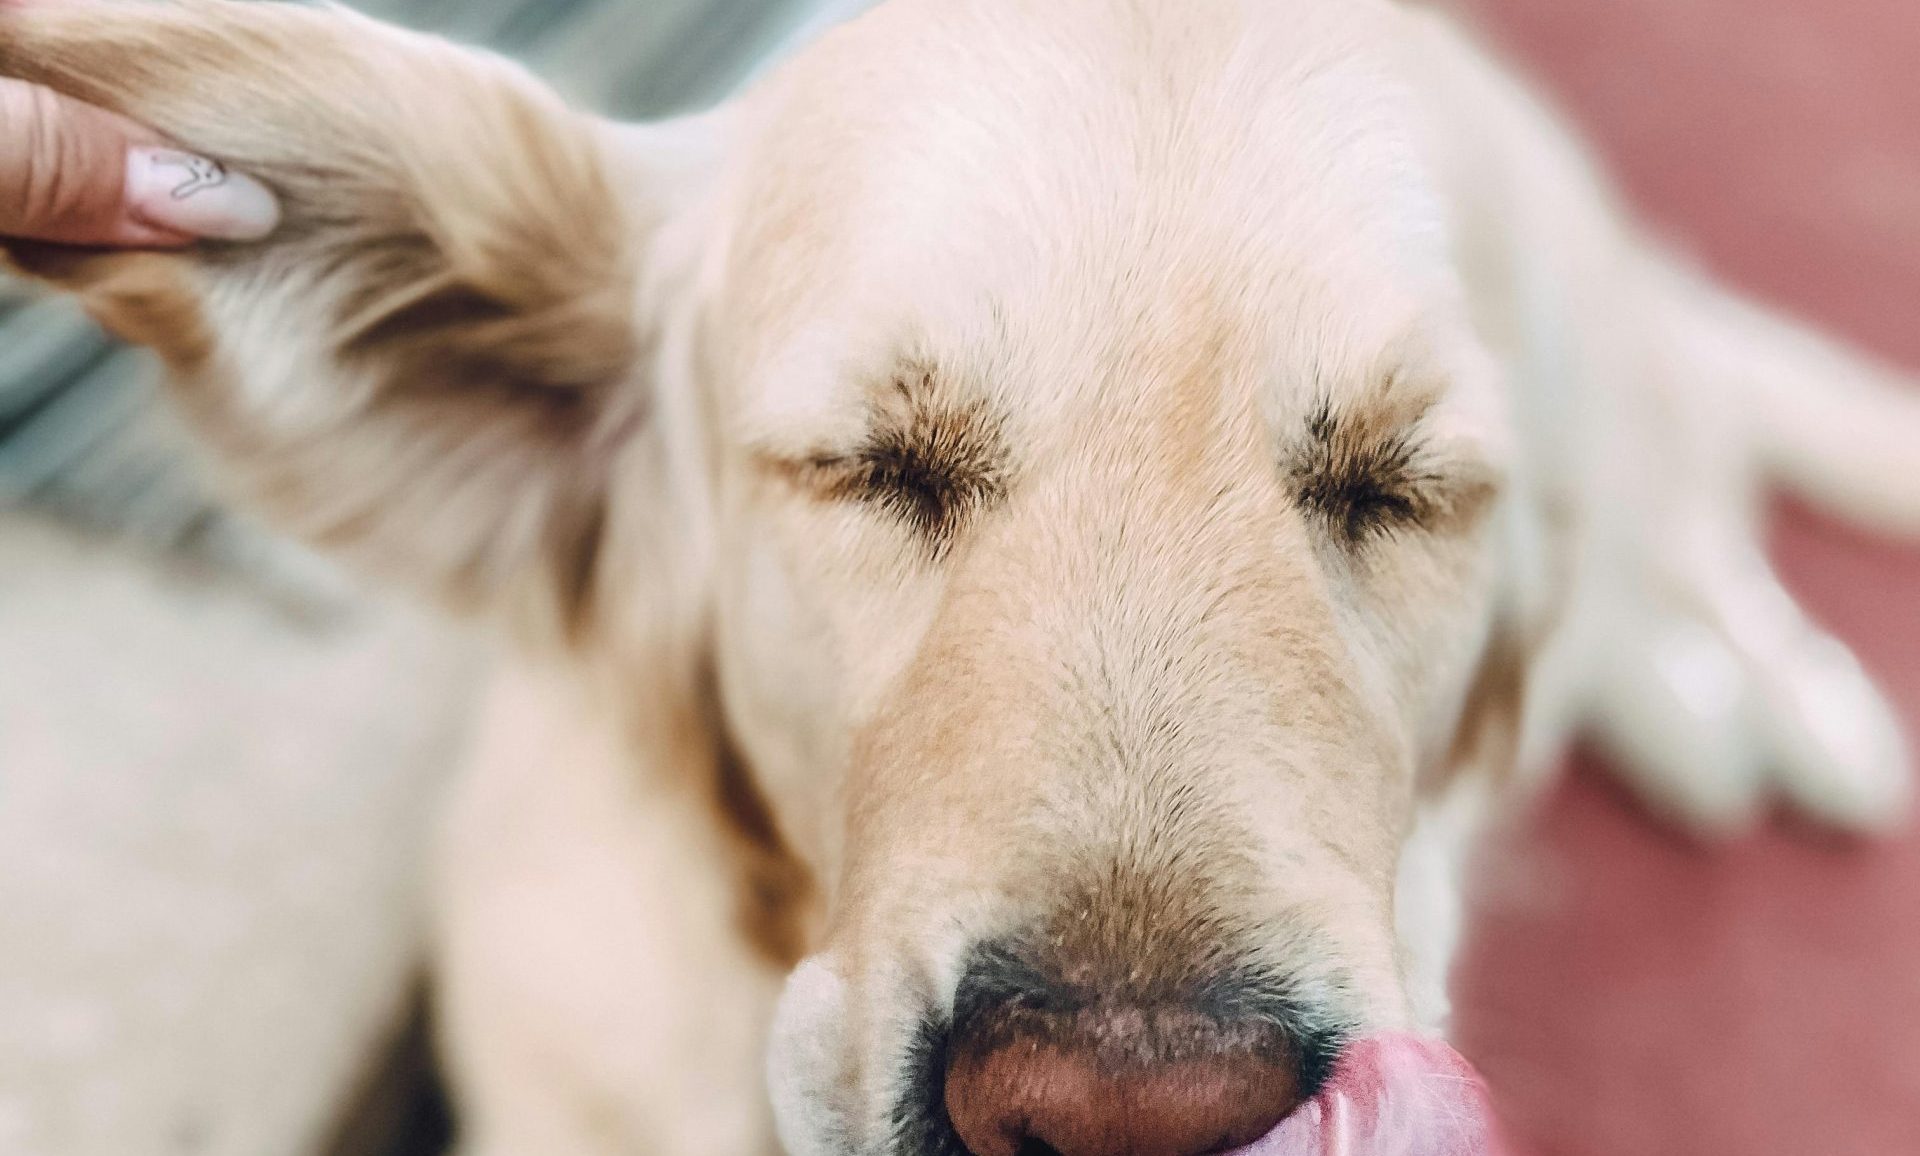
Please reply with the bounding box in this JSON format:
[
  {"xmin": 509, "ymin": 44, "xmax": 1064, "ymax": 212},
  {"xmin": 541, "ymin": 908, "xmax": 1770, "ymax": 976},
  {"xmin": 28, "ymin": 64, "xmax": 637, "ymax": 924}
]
[{"xmin": 125, "ymin": 147, "xmax": 281, "ymax": 242}]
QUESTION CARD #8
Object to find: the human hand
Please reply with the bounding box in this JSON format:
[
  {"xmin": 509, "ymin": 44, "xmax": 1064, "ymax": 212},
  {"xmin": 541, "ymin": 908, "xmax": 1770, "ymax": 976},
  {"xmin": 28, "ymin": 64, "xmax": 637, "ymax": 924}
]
[{"xmin": 0, "ymin": 73, "xmax": 278, "ymax": 245}]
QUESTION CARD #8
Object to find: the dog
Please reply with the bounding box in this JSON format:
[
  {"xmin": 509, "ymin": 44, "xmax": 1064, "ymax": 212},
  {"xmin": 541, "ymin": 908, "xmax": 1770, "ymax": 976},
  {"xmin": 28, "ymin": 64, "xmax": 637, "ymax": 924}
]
[{"xmin": 5, "ymin": 1, "xmax": 1917, "ymax": 1152}]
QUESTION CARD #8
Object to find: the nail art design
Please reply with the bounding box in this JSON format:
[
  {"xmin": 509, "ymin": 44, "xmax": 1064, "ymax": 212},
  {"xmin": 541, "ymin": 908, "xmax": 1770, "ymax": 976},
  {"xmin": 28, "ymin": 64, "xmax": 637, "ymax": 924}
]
[
  {"xmin": 127, "ymin": 146, "xmax": 282, "ymax": 241},
  {"xmin": 151, "ymin": 150, "xmax": 231, "ymax": 200}
]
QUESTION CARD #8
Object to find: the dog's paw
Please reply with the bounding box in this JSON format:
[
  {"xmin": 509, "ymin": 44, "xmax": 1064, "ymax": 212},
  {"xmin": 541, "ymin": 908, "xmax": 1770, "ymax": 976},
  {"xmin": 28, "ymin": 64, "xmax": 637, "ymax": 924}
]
[
  {"xmin": 1595, "ymin": 615, "xmax": 1771, "ymax": 833},
  {"xmin": 1749, "ymin": 627, "xmax": 1912, "ymax": 832},
  {"xmin": 1594, "ymin": 592, "xmax": 1912, "ymax": 837}
]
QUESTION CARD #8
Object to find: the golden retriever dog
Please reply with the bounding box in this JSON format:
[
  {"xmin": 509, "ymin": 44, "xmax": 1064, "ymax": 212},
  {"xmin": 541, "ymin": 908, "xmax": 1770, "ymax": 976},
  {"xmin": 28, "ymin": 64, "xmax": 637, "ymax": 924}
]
[{"xmin": 5, "ymin": 1, "xmax": 1917, "ymax": 1152}]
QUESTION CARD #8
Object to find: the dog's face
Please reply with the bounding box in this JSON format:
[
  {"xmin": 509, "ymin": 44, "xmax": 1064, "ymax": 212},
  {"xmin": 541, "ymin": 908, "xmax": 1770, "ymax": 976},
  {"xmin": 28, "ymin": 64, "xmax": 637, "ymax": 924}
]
[
  {"xmin": 3, "ymin": 0, "xmax": 1516, "ymax": 1151},
  {"xmin": 701, "ymin": 3, "xmax": 1514, "ymax": 1150}
]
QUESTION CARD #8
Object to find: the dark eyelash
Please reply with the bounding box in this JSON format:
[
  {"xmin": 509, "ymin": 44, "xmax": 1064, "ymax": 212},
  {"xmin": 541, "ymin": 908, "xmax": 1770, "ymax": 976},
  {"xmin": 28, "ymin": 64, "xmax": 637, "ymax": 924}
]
[
  {"xmin": 1292, "ymin": 403, "xmax": 1431, "ymax": 546},
  {"xmin": 813, "ymin": 396, "xmax": 1007, "ymax": 555}
]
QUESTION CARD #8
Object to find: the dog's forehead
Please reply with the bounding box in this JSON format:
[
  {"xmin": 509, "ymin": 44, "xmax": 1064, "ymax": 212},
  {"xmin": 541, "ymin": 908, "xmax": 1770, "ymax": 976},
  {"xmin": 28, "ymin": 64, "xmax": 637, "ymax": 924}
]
[{"xmin": 716, "ymin": 0, "xmax": 1451, "ymax": 447}]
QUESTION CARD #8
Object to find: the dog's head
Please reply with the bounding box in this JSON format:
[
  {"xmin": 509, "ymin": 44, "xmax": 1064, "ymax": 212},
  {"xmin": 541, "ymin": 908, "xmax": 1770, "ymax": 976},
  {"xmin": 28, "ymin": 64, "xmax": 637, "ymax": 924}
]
[{"xmin": 2, "ymin": 1, "xmax": 1529, "ymax": 1151}]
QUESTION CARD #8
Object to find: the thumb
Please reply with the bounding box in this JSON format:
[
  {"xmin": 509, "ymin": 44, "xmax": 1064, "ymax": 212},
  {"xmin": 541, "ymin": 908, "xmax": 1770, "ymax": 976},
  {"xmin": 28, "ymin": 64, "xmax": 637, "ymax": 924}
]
[{"xmin": 0, "ymin": 76, "xmax": 279, "ymax": 246}]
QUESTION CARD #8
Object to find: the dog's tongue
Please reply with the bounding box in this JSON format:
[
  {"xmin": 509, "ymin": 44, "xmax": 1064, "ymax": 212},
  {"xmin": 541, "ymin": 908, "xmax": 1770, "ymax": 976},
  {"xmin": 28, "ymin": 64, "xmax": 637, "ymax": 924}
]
[{"xmin": 1230, "ymin": 1035, "xmax": 1504, "ymax": 1156}]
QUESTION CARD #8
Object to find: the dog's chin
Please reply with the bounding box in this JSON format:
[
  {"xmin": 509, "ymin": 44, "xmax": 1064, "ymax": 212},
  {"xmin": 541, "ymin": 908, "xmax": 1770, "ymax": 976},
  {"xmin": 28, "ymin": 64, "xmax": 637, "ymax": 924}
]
[{"xmin": 1230, "ymin": 1034, "xmax": 1503, "ymax": 1156}]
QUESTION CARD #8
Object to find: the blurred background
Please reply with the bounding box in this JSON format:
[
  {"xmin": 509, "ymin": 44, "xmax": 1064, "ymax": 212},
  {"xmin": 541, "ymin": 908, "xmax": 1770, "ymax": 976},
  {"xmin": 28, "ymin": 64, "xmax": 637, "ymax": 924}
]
[{"xmin": 1, "ymin": 2, "xmax": 1915, "ymax": 1154}]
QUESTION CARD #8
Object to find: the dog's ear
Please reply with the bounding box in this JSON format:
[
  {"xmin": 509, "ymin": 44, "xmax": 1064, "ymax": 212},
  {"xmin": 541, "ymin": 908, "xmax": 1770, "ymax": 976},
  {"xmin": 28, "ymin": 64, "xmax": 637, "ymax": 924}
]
[{"xmin": 0, "ymin": 0, "xmax": 720, "ymax": 642}]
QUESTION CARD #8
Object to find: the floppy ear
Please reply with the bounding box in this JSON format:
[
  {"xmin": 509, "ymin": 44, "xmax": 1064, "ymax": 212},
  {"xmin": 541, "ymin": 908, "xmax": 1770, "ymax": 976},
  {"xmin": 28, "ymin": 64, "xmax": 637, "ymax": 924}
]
[{"xmin": 0, "ymin": 0, "xmax": 718, "ymax": 643}]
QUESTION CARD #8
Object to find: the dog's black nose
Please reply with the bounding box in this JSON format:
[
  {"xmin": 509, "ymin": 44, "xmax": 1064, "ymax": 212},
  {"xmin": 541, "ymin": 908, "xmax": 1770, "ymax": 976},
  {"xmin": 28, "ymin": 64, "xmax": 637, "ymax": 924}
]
[{"xmin": 939, "ymin": 951, "xmax": 1325, "ymax": 1156}]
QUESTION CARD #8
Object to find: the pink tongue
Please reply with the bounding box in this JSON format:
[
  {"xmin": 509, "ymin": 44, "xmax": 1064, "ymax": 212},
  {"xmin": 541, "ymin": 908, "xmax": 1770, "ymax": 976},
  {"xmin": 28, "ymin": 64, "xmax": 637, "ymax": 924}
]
[{"xmin": 1230, "ymin": 1035, "xmax": 1505, "ymax": 1156}]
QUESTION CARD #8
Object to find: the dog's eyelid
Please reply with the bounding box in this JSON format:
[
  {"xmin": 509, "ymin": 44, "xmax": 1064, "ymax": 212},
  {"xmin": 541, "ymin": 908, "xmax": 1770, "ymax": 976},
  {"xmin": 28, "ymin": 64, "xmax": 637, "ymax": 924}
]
[
  {"xmin": 757, "ymin": 400, "xmax": 1010, "ymax": 560},
  {"xmin": 751, "ymin": 438, "xmax": 857, "ymax": 475},
  {"xmin": 1411, "ymin": 409, "xmax": 1511, "ymax": 504},
  {"xmin": 1422, "ymin": 435, "xmax": 1507, "ymax": 496},
  {"xmin": 1289, "ymin": 400, "xmax": 1503, "ymax": 546},
  {"xmin": 1418, "ymin": 396, "xmax": 1509, "ymax": 466}
]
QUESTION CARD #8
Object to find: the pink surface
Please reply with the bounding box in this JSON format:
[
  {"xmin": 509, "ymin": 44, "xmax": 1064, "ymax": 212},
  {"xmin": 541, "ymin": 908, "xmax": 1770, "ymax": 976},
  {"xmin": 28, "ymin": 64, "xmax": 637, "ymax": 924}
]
[{"xmin": 1445, "ymin": 2, "xmax": 1920, "ymax": 1153}]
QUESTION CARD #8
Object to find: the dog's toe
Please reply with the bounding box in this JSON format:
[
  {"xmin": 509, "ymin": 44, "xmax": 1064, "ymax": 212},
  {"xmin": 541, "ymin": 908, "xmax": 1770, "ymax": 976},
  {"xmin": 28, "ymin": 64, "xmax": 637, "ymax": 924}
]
[
  {"xmin": 1595, "ymin": 617, "xmax": 1770, "ymax": 834},
  {"xmin": 1755, "ymin": 631, "xmax": 1913, "ymax": 833}
]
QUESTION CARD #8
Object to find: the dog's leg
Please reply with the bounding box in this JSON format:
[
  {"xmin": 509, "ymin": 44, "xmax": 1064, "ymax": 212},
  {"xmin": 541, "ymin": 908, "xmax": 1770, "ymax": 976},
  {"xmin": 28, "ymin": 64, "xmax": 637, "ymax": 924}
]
[
  {"xmin": 1590, "ymin": 258, "xmax": 1915, "ymax": 834},
  {"xmin": 1686, "ymin": 273, "xmax": 1920, "ymax": 539},
  {"xmin": 432, "ymin": 667, "xmax": 786, "ymax": 1156}
]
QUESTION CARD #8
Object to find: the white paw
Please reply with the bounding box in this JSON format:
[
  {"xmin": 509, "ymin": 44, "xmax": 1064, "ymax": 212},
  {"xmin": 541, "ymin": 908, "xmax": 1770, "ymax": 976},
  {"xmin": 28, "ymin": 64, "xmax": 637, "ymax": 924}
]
[
  {"xmin": 1595, "ymin": 617, "xmax": 1769, "ymax": 833},
  {"xmin": 1594, "ymin": 603, "xmax": 1913, "ymax": 836},
  {"xmin": 1750, "ymin": 629, "xmax": 1913, "ymax": 832}
]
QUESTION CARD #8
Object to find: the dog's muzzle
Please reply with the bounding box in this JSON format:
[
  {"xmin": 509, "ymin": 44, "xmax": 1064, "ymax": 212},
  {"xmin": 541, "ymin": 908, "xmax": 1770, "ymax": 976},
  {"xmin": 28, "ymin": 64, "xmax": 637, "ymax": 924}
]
[{"xmin": 769, "ymin": 952, "xmax": 1503, "ymax": 1156}]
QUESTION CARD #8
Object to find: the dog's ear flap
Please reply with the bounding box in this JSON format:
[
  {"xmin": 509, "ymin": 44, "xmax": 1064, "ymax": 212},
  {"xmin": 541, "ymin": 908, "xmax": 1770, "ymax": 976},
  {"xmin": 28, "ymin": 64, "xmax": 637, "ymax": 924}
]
[{"xmin": 0, "ymin": 0, "xmax": 713, "ymax": 641}]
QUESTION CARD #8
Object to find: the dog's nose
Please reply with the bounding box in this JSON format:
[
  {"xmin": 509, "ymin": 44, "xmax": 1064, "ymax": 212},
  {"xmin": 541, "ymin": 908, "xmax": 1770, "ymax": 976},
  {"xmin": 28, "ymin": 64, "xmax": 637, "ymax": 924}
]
[{"xmin": 942, "ymin": 1000, "xmax": 1310, "ymax": 1156}]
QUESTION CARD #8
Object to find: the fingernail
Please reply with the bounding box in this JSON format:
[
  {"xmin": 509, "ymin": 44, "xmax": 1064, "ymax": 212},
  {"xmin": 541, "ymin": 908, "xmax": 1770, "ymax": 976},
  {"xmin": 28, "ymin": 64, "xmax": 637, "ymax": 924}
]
[{"xmin": 126, "ymin": 147, "xmax": 281, "ymax": 242}]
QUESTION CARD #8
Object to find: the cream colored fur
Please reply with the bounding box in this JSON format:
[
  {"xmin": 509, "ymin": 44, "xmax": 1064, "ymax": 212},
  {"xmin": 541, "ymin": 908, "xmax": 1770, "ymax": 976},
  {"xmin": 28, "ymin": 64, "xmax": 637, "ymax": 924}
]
[{"xmin": 4, "ymin": 2, "xmax": 1917, "ymax": 1154}]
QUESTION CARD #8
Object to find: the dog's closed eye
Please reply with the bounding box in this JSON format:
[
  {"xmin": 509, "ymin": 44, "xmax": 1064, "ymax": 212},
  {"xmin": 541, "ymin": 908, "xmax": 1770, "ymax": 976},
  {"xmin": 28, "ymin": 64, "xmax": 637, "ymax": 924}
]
[
  {"xmin": 783, "ymin": 372, "xmax": 1008, "ymax": 557},
  {"xmin": 1290, "ymin": 401, "xmax": 1496, "ymax": 548}
]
